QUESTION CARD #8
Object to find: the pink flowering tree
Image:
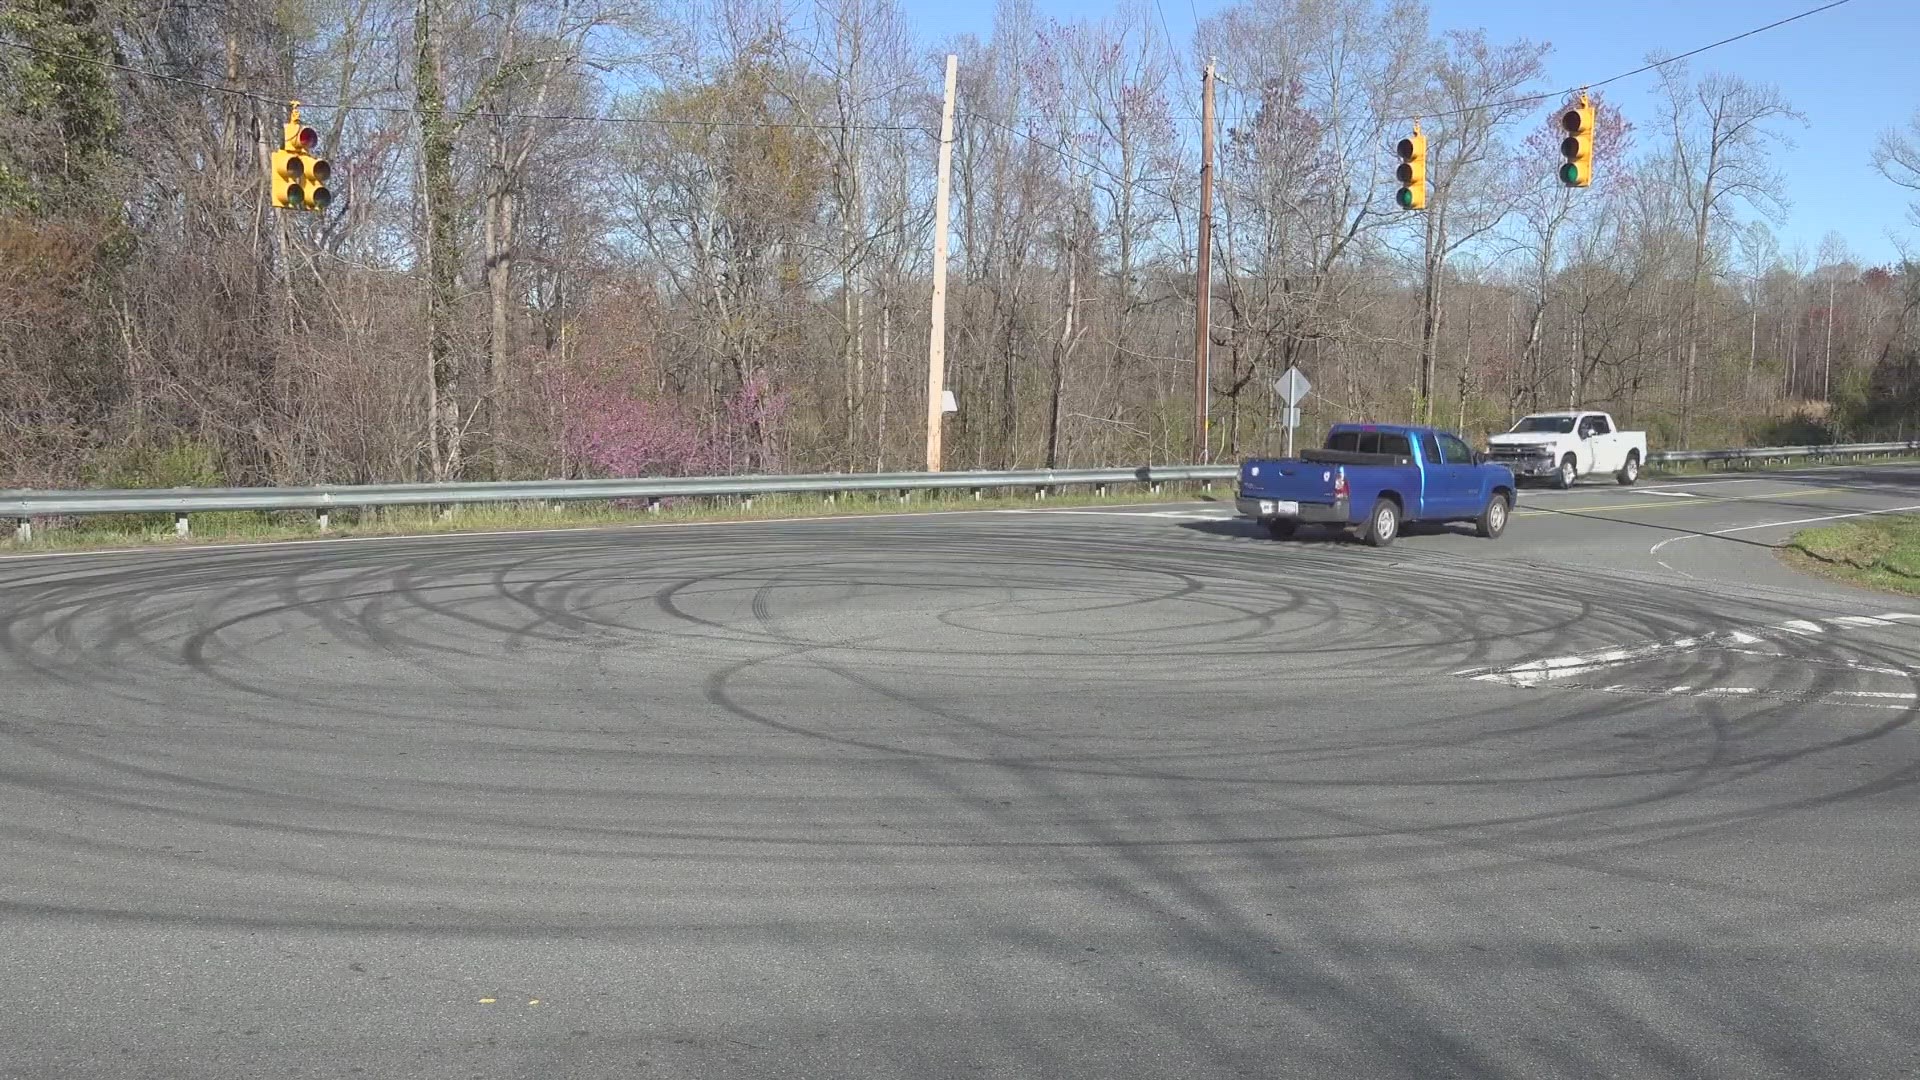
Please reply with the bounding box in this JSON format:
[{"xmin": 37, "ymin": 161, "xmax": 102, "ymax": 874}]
[{"xmin": 554, "ymin": 357, "xmax": 789, "ymax": 478}]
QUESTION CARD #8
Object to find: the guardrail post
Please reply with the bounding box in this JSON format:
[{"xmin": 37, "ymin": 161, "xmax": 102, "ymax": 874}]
[
  {"xmin": 1034, "ymin": 486, "xmax": 1049, "ymax": 500},
  {"xmin": 824, "ymin": 491, "xmax": 837, "ymax": 505},
  {"xmin": 1094, "ymin": 483, "xmax": 1108, "ymax": 498},
  {"xmin": 646, "ymin": 497, "xmax": 661, "ymax": 514},
  {"xmin": 898, "ymin": 489, "xmax": 912, "ymax": 503},
  {"xmin": 316, "ymin": 509, "xmax": 330, "ymax": 532},
  {"xmin": 13, "ymin": 518, "xmax": 30, "ymax": 544},
  {"xmin": 1151, "ymin": 481, "xmax": 1163, "ymax": 495},
  {"xmin": 174, "ymin": 512, "xmax": 190, "ymax": 537},
  {"xmin": 969, "ymin": 487, "xmax": 982, "ymax": 500}
]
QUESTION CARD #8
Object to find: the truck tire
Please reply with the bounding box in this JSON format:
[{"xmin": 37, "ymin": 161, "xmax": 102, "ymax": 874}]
[
  {"xmin": 1475, "ymin": 493, "xmax": 1510, "ymax": 539},
  {"xmin": 1616, "ymin": 452, "xmax": 1640, "ymax": 486},
  {"xmin": 1553, "ymin": 455, "xmax": 1577, "ymax": 489},
  {"xmin": 1265, "ymin": 519, "xmax": 1298, "ymax": 540},
  {"xmin": 1360, "ymin": 498, "xmax": 1399, "ymax": 548}
]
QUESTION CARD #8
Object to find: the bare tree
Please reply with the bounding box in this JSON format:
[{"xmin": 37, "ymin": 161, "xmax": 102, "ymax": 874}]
[{"xmin": 1655, "ymin": 60, "xmax": 1804, "ymax": 446}]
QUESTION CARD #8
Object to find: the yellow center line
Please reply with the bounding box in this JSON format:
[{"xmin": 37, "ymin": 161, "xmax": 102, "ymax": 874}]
[{"xmin": 1514, "ymin": 485, "xmax": 1861, "ymax": 518}]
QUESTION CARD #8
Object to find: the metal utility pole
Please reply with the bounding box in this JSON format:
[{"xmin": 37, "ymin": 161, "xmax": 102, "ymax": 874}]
[
  {"xmin": 926, "ymin": 54, "xmax": 958, "ymax": 472},
  {"xmin": 1192, "ymin": 59, "xmax": 1215, "ymax": 464}
]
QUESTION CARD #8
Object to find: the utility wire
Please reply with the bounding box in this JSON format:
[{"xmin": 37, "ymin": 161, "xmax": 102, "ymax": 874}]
[
  {"xmin": 0, "ymin": 0, "xmax": 1857, "ymax": 133},
  {"xmin": 1390, "ymin": 0, "xmax": 1855, "ymax": 121}
]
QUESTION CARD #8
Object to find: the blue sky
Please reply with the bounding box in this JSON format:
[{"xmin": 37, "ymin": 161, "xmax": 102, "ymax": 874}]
[{"xmin": 905, "ymin": 0, "xmax": 1916, "ymax": 267}]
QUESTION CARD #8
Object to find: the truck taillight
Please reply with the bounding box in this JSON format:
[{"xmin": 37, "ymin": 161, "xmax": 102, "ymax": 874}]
[{"xmin": 1334, "ymin": 467, "xmax": 1349, "ymax": 499}]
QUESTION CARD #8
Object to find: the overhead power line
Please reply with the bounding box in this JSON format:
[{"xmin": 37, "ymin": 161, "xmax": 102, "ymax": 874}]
[
  {"xmin": 0, "ymin": 0, "xmax": 1857, "ymax": 134},
  {"xmin": 1393, "ymin": 0, "xmax": 1856, "ymax": 121}
]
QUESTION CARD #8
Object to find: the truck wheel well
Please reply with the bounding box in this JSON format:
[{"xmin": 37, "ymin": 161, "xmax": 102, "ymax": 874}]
[
  {"xmin": 1492, "ymin": 486, "xmax": 1514, "ymax": 504},
  {"xmin": 1375, "ymin": 491, "xmax": 1404, "ymax": 509}
]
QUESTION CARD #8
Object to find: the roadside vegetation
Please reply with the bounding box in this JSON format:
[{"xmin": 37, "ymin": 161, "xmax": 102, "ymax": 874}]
[
  {"xmin": 6, "ymin": 0, "xmax": 1920, "ymax": 502},
  {"xmin": 1784, "ymin": 515, "xmax": 1920, "ymax": 597}
]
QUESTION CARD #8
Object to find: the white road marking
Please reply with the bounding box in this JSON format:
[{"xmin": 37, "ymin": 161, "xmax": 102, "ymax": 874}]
[
  {"xmin": 1459, "ymin": 613, "xmax": 1920, "ymax": 688},
  {"xmin": 1594, "ymin": 685, "xmax": 1917, "ymax": 710},
  {"xmin": 1717, "ymin": 647, "xmax": 1919, "ymax": 676},
  {"xmin": 1460, "ymin": 632, "xmax": 1723, "ymax": 687},
  {"xmin": 1831, "ymin": 615, "xmax": 1895, "ymax": 628},
  {"xmin": 1648, "ymin": 501, "xmax": 1920, "ymax": 577},
  {"xmin": 1647, "ymin": 491, "xmax": 1703, "ymax": 498}
]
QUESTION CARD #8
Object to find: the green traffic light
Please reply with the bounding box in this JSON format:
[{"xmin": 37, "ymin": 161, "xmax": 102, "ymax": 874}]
[
  {"xmin": 1559, "ymin": 163, "xmax": 1582, "ymax": 186},
  {"xmin": 1397, "ymin": 188, "xmax": 1414, "ymax": 209}
]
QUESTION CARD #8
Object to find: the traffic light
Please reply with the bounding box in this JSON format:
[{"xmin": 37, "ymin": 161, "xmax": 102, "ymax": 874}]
[
  {"xmin": 1559, "ymin": 93, "xmax": 1594, "ymax": 188},
  {"xmin": 1395, "ymin": 126, "xmax": 1426, "ymax": 210},
  {"xmin": 270, "ymin": 102, "xmax": 332, "ymax": 211}
]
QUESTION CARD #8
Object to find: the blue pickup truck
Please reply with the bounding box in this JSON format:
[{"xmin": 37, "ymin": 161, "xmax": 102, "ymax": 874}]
[{"xmin": 1236, "ymin": 423, "xmax": 1518, "ymax": 547}]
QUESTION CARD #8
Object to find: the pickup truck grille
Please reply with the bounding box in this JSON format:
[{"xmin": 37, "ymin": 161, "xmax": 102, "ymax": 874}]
[{"xmin": 1488, "ymin": 445, "xmax": 1553, "ymax": 462}]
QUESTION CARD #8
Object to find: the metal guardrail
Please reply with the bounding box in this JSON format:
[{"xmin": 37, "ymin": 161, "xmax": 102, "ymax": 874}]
[
  {"xmin": 1, "ymin": 464, "xmax": 1237, "ymax": 540},
  {"xmin": 1648, "ymin": 441, "xmax": 1920, "ymax": 465},
  {"xmin": 4, "ymin": 441, "xmax": 1916, "ymax": 542}
]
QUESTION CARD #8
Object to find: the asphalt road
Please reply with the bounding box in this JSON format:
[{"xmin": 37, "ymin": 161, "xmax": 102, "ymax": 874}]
[{"xmin": 4, "ymin": 465, "xmax": 1920, "ymax": 1079}]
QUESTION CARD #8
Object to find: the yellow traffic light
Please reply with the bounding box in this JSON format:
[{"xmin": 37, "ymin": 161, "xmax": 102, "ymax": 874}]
[
  {"xmin": 1559, "ymin": 93, "xmax": 1594, "ymax": 188},
  {"xmin": 1395, "ymin": 126, "xmax": 1427, "ymax": 210},
  {"xmin": 270, "ymin": 102, "xmax": 332, "ymax": 211}
]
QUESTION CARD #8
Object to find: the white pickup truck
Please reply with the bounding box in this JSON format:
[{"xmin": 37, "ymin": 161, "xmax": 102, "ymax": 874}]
[{"xmin": 1485, "ymin": 410, "xmax": 1648, "ymax": 488}]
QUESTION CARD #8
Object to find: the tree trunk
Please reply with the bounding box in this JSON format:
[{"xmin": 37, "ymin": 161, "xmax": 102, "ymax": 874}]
[
  {"xmin": 1682, "ymin": 139, "xmax": 1722, "ymax": 449},
  {"xmin": 416, "ymin": 0, "xmax": 460, "ymax": 480},
  {"xmin": 1046, "ymin": 251, "xmax": 1074, "ymax": 470}
]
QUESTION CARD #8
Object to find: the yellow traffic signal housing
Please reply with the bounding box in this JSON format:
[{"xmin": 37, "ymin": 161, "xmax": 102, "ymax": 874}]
[
  {"xmin": 1395, "ymin": 127, "xmax": 1427, "ymax": 210},
  {"xmin": 270, "ymin": 103, "xmax": 333, "ymax": 211},
  {"xmin": 1560, "ymin": 94, "xmax": 1594, "ymax": 188}
]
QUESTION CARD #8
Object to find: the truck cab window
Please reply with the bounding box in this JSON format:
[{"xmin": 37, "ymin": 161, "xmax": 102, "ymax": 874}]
[
  {"xmin": 1326, "ymin": 431, "xmax": 1359, "ymax": 452},
  {"xmin": 1379, "ymin": 434, "xmax": 1412, "ymax": 458}
]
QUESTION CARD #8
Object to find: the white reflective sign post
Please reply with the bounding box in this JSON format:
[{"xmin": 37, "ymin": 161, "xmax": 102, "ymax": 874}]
[{"xmin": 1274, "ymin": 368, "xmax": 1311, "ymax": 456}]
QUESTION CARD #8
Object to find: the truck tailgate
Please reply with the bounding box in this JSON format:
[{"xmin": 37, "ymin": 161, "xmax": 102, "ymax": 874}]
[{"xmin": 1238, "ymin": 459, "xmax": 1337, "ymax": 502}]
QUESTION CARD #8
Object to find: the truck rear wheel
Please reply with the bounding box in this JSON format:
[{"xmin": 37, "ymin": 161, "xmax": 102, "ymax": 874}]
[
  {"xmin": 1476, "ymin": 493, "xmax": 1510, "ymax": 539},
  {"xmin": 1616, "ymin": 452, "xmax": 1640, "ymax": 486},
  {"xmin": 1554, "ymin": 455, "xmax": 1577, "ymax": 489},
  {"xmin": 1361, "ymin": 498, "xmax": 1399, "ymax": 548}
]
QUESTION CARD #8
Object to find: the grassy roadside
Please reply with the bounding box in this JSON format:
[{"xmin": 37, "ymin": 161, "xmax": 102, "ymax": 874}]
[
  {"xmin": 3, "ymin": 484, "xmax": 1228, "ymax": 555},
  {"xmin": 1780, "ymin": 515, "xmax": 1920, "ymax": 597}
]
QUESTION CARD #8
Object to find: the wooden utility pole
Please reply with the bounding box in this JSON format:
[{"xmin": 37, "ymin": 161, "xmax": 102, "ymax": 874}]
[
  {"xmin": 1193, "ymin": 59, "xmax": 1215, "ymax": 464},
  {"xmin": 926, "ymin": 54, "xmax": 958, "ymax": 472}
]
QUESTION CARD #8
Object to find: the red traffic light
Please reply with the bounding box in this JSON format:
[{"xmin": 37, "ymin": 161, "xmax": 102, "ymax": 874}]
[
  {"xmin": 1560, "ymin": 109, "xmax": 1586, "ymax": 135},
  {"xmin": 296, "ymin": 126, "xmax": 318, "ymax": 149}
]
